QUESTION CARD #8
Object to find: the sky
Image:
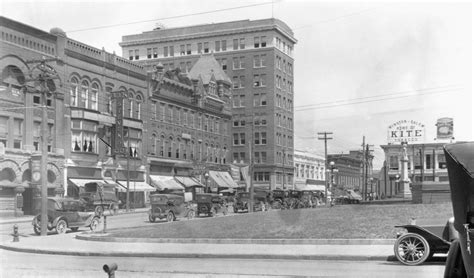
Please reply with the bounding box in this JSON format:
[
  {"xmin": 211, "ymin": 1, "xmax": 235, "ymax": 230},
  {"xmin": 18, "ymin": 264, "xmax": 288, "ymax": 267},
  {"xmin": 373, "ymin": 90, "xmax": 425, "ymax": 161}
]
[{"xmin": 1, "ymin": 0, "xmax": 472, "ymax": 168}]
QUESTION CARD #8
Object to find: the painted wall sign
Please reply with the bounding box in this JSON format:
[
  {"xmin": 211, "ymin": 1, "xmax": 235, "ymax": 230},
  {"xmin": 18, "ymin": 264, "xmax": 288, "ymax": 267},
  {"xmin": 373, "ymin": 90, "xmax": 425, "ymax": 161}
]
[
  {"xmin": 387, "ymin": 120, "xmax": 425, "ymax": 143},
  {"xmin": 436, "ymin": 117, "xmax": 454, "ymax": 140}
]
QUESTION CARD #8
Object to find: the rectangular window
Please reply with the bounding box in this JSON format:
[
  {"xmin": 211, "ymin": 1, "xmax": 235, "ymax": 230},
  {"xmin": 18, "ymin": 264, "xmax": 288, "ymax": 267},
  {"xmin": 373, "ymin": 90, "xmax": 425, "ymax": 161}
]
[
  {"xmin": 215, "ymin": 41, "xmax": 221, "ymax": 52},
  {"xmin": 390, "ymin": 156, "xmax": 399, "ymax": 170},
  {"xmin": 233, "ymin": 134, "xmax": 239, "ymax": 145},
  {"xmin": 221, "ymin": 58, "xmax": 227, "ymax": 70},
  {"xmin": 233, "ymin": 39, "xmax": 238, "ymax": 50},
  {"xmin": 129, "ymin": 50, "xmax": 134, "ymax": 60},
  {"xmin": 153, "ymin": 47, "xmax": 158, "ymax": 58},
  {"xmin": 438, "ymin": 154, "xmax": 447, "ymax": 169},
  {"xmin": 239, "ymin": 38, "xmax": 245, "ymax": 49},
  {"xmin": 254, "ymin": 36, "xmax": 260, "ymax": 48},
  {"xmin": 164, "ymin": 46, "xmax": 168, "ymax": 57},
  {"xmin": 198, "ymin": 43, "xmax": 202, "ymax": 54},
  {"xmin": 0, "ymin": 117, "xmax": 8, "ymax": 135},
  {"xmin": 261, "ymin": 36, "xmax": 267, "ymax": 47},
  {"xmin": 169, "ymin": 46, "xmax": 174, "ymax": 57},
  {"xmin": 147, "ymin": 48, "xmax": 152, "ymax": 59},
  {"xmin": 426, "ymin": 154, "xmax": 432, "ymax": 169},
  {"xmin": 204, "ymin": 42, "xmax": 209, "ymax": 53},
  {"xmin": 253, "ymin": 74, "xmax": 266, "ymax": 87},
  {"xmin": 180, "ymin": 44, "xmax": 185, "ymax": 55},
  {"xmin": 186, "ymin": 44, "xmax": 191, "ymax": 55},
  {"xmin": 13, "ymin": 119, "xmax": 22, "ymax": 136},
  {"xmin": 134, "ymin": 49, "xmax": 139, "ymax": 60},
  {"xmin": 240, "ymin": 133, "xmax": 246, "ymax": 145},
  {"xmin": 221, "ymin": 40, "xmax": 227, "ymax": 51}
]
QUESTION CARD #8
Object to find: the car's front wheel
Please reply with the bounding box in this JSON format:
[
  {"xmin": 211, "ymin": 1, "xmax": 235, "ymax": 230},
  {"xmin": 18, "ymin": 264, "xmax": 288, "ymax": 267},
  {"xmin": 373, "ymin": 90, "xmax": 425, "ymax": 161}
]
[
  {"xmin": 56, "ymin": 219, "xmax": 68, "ymax": 235},
  {"xmin": 89, "ymin": 217, "xmax": 100, "ymax": 232},
  {"xmin": 149, "ymin": 214, "xmax": 156, "ymax": 223},
  {"xmin": 33, "ymin": 221, "xmax": 41, "ymax": 235},
  {"xmin": 166, "ymin": 212, "xmax": 175, "ymax": 222},
  {"xmin": 394, "ymin": 233, "xmax": 431, "ymax": 266}
]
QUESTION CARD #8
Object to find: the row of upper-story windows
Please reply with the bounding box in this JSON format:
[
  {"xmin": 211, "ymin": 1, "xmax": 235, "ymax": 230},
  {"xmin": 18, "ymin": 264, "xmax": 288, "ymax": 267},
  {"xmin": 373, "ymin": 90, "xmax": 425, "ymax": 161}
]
[
  {"xmin": 276, "ymin": 132, "xmax": 293, "ymax": 148},
  {"xmin": 276, "ymin": 74, "xmax": 293, "ymax": 94},
  {"xmin": 150, "ymin": 101, "xmax": 228, "ymax": 135},
  {"xmin": 276, "ymin": 151, "xmax": 294, "ymax": 164},
  {"xmin": 70, "ymin": 77, "xmax": 144, "ymax": 120},
  {"xmin": 1, "ymin": 31, "xmax": 56, "ymax": 55},
  {"xmin": 294, "ymin": 163, "xmax": 325, "ymax": 180},
  {"xmin": 0, "ymin": 116, "xmax": 54, "ymax": 151},
  {"xmin": 276, "ymin": 113, "xmax": 293, "ymax": 130},
  {"xmin": 275, "ymin": 37, "xmax": 293, "ymax": 56},
  {"xmin": 276, "ymin": 55, "xmax": 293, "ymax": 75},
  {"xmin": 231, "ymin": 74, "xmax": 267, "ymax": 89},
  {"xmin": 149, "ymin": 134, "xmax": 228, "ymax": 164},
  {"xmin": 128, "ymin": 35, "xmax": 277, "ymax": 61},
  {"xmin": 388, "ymin": 153, "xmax": 447, "ymax": 171},
  {"xmin": 276, "ymin": 94, "xmax": 293, "ymax": 112}
]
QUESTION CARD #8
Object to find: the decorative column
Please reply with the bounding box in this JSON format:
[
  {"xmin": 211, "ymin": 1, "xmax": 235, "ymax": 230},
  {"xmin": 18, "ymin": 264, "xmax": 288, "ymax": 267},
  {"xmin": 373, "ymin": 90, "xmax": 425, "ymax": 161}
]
[{"xmin": 400, "ymin": 142, "xmax": 412, "ymax": 199}]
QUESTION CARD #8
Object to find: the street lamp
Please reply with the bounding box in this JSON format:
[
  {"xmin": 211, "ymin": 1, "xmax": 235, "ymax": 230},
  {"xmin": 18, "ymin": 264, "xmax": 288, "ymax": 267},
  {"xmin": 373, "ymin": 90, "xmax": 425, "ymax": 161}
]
[
  {"xmin": 204, "ymin": 172, "xmax": 209, "ymax": 193},
  {"xmin": 395, "ymin": 174, "xmax": 400, "ymax": 197},
  {"xmin": 328, "ymin": 161, "xmax": 338, "ymax": 206}
]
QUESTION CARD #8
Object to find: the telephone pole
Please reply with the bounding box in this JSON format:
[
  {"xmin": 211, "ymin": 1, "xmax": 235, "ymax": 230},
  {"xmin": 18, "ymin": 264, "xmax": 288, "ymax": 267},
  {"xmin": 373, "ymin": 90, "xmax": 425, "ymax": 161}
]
[
  {"xmin": 24, "ymin": 57, "xmax": 61, "ymax": 236},
  {"xmin": 318, "ymin": 132, "xmax": 333, "ymax": 205}
]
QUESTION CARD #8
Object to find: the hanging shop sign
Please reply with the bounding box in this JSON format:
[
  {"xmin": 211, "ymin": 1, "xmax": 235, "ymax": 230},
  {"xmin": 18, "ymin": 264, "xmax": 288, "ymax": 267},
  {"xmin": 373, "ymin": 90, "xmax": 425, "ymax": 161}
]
[{"xmin": 387, "ymin": 120, "xmax": 425, "ymax": 144}]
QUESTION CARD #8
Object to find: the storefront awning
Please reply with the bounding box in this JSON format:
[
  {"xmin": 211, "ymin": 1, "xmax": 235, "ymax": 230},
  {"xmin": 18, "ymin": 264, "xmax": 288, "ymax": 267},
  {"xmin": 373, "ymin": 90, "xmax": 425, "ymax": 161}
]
[
  {"xmin": 149, "ymin": 175, "xmax": 184, "ymax": 191},
  {"xmin": 174, "ymin": 176, "xmax": 204, "ymax": 188},
  {"xmin": 209, "ymin": 171, "xmax": 239, "ymax": 188},
  {"xmin": 116, "ymin": 181, "xmax": 156, "ymax": 192},
  {"xmin": 295, "ymin": 184, "xmax": 326, "ymax": 191},
  {"xmin": 68, "ymin": 178, "xmax": 105, "ymax": 188}
]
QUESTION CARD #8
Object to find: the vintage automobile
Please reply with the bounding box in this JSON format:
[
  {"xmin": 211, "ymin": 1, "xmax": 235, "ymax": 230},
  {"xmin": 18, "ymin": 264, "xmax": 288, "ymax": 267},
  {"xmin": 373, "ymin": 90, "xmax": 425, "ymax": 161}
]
[
  {"xmin": 443, "ymin": 142, "xmax": 474, "ymax": 277},
  {"xmin": 32, "ymin": 197, "xmax": 100, "ymax": 235},
  {"xmin": 393, "ymin": 217, "xmax": 457, "ymax": 266},
  {"xmin": 79, "ymin": 181, "xmax": 119, "ymax": 216},
  {"xmin": 196, "ymin": 193, "xmax": 228, "ymax": 217},
  {"xmin": 300, "ymin": 190, "xmax": 315, "ymax": 208},
  {"xmin": 148, "ymin": 193, "xmax": 195, "ymax": 222},
  {"xmin": 270, "ymin": 189, "xmax": 289, "ymax": 209},
  {"xmin": 233, "ymin": 192, "xmax": 265, "ymax": 212},
  {"xmin": 254, "ymin": 188, "xmax": 271, "ymax": 211}
]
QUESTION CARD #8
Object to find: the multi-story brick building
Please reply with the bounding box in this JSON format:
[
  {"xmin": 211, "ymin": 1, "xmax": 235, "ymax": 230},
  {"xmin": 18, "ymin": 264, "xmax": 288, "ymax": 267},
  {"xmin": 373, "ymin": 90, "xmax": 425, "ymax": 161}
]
[
  {"xmin": 120, "ymin": 18, "xmax": 297, "ymax": 189},
  {"xmin": 0, "ymin": 16, "xmax": 233, "ymax": 216}
]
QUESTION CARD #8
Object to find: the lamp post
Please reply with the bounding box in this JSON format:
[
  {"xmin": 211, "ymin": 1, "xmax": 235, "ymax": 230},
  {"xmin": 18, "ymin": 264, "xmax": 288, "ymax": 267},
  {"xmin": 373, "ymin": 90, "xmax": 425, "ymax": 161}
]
[
  {"xmin": 328, "ymin": 161, "xmax": 338, "ymax": 206},
  {"xmin": 395, "ymin": 174, "xmax": 400, "ymax": 196},
  {"xmin": 204, "ymin": 172, "xmax": 209, "ymax": 193}
]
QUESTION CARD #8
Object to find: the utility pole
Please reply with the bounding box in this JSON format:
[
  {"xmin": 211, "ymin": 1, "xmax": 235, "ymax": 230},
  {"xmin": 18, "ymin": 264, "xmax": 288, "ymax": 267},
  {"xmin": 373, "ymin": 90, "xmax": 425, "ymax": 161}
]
[
  {"xmin": 318, "ymin": 132, "xmax": 333, "ymax": 205},
  {"xmin": 361, "ymin": 136, "xmax": 366, "ymax": 200},
  {"xmin": 24, "ymin": 57, "xmax": 61, "ymax": 236},
  {"xmin": 248, "ymin": 116, "xmax": 254, "ymax": 213},
  {"xmin": 282, "ymin": 149, "xmax": 286, "ymax": 190}
]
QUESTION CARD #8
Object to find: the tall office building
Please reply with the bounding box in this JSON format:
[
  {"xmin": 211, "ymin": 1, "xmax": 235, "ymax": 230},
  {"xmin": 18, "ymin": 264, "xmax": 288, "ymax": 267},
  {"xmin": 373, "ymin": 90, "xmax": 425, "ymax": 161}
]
[{"xmin": 121, "ymin": 18, "xmax": 296, "ymax": 189}]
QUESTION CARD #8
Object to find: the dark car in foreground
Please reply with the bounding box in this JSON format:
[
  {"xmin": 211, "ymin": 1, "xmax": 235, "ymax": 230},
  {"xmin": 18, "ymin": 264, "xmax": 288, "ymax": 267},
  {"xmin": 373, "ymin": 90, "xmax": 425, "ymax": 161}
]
[{"xmin": 32, "ymin": 197, "xmax": 100, "ymax": 235}]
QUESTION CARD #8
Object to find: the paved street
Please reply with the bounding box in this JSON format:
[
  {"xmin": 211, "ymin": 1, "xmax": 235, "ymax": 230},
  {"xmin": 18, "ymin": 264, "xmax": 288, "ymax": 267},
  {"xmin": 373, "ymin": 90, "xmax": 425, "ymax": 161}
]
[{"xmin": 0, "ymin": 248, "xmax": 445, "ymax": 278}]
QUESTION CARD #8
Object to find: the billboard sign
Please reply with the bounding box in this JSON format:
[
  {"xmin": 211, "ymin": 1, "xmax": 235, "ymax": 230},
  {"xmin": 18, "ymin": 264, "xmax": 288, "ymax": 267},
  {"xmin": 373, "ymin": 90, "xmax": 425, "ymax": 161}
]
[
  {"xmin": 387, "ymin": 120, "xmax": 425, "ymax": 144},
  {"xmin": 436, "ymin": 117, "xmax": 454, "ymax": 140}
]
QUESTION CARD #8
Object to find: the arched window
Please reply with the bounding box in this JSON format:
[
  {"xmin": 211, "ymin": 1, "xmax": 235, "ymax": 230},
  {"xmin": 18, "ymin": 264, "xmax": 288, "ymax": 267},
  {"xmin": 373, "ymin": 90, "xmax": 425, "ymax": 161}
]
[
  {"xmin": 1, "ymin": 65, "xmax": 25, "ymax": 96},
  {"xmin": 150, "ymin": 133, "xmax": 157, "ymax": 155},
  {"xmin": 128, "ymin": 92, "xmax": 134, "ymax": 118},
  {"xmin": 135, "ymin": 94, "xmax": 142, "ymax": 120},
  {"xmin": 90, "ymin": 83, "xmax": 99, "ymax": 110},
  {"xmin": 80, "ymin": 80, "xmax": 89, "ymax": 108},
  {"xmin": 160, "ymin": 135, "xmax": 165, "ymax": 157}
]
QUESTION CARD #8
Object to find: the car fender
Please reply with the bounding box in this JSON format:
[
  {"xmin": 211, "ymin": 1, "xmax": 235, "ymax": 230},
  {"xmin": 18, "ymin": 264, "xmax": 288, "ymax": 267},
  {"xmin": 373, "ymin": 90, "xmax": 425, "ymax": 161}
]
[{"xmin": 52, "ymin": 216, "xmax": 67, "ymax": 228}]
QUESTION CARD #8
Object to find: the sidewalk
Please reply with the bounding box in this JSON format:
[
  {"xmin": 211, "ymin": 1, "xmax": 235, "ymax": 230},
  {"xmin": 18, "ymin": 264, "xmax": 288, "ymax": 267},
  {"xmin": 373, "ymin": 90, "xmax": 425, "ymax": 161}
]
[{"xmin": 0, "ymin": 231, "xmax": 395, "ymax": 261}]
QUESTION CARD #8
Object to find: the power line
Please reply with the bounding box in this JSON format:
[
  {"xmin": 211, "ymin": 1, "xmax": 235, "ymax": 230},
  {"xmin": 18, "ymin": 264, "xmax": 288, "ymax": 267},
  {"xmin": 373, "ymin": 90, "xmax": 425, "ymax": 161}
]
[
  {"xmin": 67, "ymin": 2, "xmax": 274, "ymax": 33},
  {"xmin": 295, "ymin": 86, "xmax": 462, "ymax": 112}
]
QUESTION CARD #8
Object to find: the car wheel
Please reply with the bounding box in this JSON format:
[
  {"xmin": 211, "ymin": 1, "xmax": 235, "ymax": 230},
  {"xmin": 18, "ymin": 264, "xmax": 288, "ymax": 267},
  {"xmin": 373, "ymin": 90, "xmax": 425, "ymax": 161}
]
[
  {"xmin": 56, "ymin": 219, "xmax": 68, "ymax": 235},
  {"xmin": 71, "ymin": 227, "xmax": 79, "ymax": 232},
  {"xmin": 149, "ymin": 214, "xmax": 156, "ymax": 223},
  {"xmin": 89, "ymin": 217, "xmax": 100, "ymax": 232},
  {"xmin": 33, "ymin": 222, "xmax": 41, "ymax": 235},
  {"xmin": 166, "ymin": 212, "xmax": 175, "ymax": 222},
  {"xmin": 394, "ymin": 233, "xmax": 431, "ymax": 266},
  {"xmin": 187, "ymin": 210, "xmax": 195, "ymax": 220},
  {"xmin": 95, "ymin": 206, "xmax": 104, "ymax": 217}
]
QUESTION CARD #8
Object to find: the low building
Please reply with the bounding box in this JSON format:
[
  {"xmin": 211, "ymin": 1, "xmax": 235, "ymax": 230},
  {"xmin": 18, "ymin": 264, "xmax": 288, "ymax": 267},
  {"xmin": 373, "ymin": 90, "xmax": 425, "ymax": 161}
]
[{"xmin": 293, "ymin": 150, "xmax": 325, "ymax": 191}]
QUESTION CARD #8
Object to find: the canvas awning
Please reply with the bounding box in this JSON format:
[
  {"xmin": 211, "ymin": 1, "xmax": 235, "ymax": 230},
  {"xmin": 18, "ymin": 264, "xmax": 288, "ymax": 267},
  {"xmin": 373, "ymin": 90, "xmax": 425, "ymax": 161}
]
[
  {"xmin": 68, "ymin": 178, "xmax": 105, "ymax": 188},
  {"xmin": 209, "ymin": 171, "xmax": 239, "ymax": 188},
  {"xmin": 149, "ymin": 175, "xmax": 184, "ymax": 191},
  {"xmin": 116, "ymin": 180, "xmax": 156, "ymax": 192},
  {"xmin": 295, "ymin": 184, "xmax": 326, "ymax": 191},
  {"xmin": 174, "ymin": 176, "xmax": 204, "ymax": 188}
]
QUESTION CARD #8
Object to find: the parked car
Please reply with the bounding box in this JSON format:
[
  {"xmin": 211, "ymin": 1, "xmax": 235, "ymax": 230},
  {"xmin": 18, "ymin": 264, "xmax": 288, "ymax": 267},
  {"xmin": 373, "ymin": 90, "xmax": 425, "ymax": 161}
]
[
  {"xmin": 148, "ymin": 193, "xmax": 195, "ymax": 222},
  {"xmin": 196, "ymin": 193, "xmax": 228, "ymax": 217},
  {"xmin": 270, "ymin": 189, "xmax": 289, "ymax": 209},
  {"xmin": 443, "ymin": 142, "xmax": 474, "ymax": 277},
  {"xmin": 393, "ymin": 217, "xmax": 457, "ymax": 265},
  {"xmin": 79, "ymin": 181, "xmax": 119, "ymax": 216},
  {"xmin": 32, "ymin": 197, "xmax": 100, "ymax": 235}
]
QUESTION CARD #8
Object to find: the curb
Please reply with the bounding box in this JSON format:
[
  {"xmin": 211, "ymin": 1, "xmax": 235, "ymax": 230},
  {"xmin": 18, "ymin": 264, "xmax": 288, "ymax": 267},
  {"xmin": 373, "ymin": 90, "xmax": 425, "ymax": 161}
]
[
  {"xmin": 76, "ymin": 233, "xmax": 395, "ymax": 245},
  {"xmin": 0, "ymin": 243, "xmax": 392, "ymax": 261}
]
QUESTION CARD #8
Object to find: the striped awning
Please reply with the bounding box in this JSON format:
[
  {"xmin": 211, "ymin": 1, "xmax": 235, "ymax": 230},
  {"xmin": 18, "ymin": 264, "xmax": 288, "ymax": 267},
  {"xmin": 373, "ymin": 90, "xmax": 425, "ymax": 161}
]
[
  {"xmin": 209, "ymin": 171, "xmax": 239, "ymax": 188},
  {"xmin": 174, "ymin": 176, "xmax": 204, "ymax": 188},
  {"xmin": 68, "ymin": 179, "xmax": 105, "ymax": 188},
  {"xmin": 149, "ymin": 175, "xmax": 184, "ymax": 191},
  {"xmin": 116, "ymin": 180, "xmax": 156, "ymax": 192}
]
